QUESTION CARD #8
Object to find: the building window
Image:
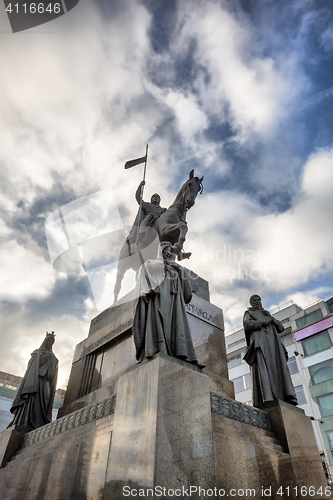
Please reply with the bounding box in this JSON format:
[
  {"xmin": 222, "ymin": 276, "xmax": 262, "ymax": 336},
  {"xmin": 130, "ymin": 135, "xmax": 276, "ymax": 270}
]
[
  {"xmin": 4, "ymin": 411, "xmax": 12, "ymax": 422},
  {"xmin": 317, "ymin": 393, "xmax": 333, "ymax": 418},
  {"xmin": 309, "ymin": 359, "xmax": 333, "ymax": 385},
  {"xmin": 228, "ymin": 338, "xmax": 245, "ymax": 348},
  {"xmin": 325, "ymin": 430, "xmax": 333, "ymax": 457},
  {"xmin": 281, "ymin": 318, "xmax": 290, "ymax": 324},
  {"xmin": 296, "ymin": 309, "xmax": 323, "ymax": 329},
  {"xmin": 326, "ymin": 298, "xmax": 333, "ymax": 314},
  {"xmin": 228, "ymin": 354, "xmax": 243, "ymax": 369},
  {"xmin": 281, "ymin": 334, "xmax": 294, "ymax": 346},
  {"xmin": 287, "ymin": 356, "xmax": 298, "ymax": 374},
  {"xmin": 231, "ymin": 376, "xmax": 244, "ymax": 392},
  {"xmin": 0, "ymin": 409, "xmax": 12, "ymax": 423},
  {"xmin": 231, "ymin": 374, "xmax": 251, "ymax": 392},
  {"xmin": 301, "ymin": 330, "xmax": 332, "ymax": 357},
  {"xmin": 244, "ymin": 373, "xmax": 251, "ymax": 389},
  {"xmin": 294, "ymin": 385, "xmax": 306, "ymax": 405}
]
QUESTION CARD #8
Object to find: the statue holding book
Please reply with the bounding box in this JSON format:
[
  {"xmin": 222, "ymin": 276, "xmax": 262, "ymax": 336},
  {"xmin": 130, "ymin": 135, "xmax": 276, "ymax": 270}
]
[
  {"xmin": 132, "ymin": 241, "xmax": 205, "ymax": 368},
  {"xmin": 243, "ymin": 295, "xmax": 298, "ymax": 407}
]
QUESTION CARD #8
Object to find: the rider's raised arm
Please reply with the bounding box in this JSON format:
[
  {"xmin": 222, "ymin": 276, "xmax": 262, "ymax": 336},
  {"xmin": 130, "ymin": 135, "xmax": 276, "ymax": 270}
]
[{"xmin": 135, "ymin": 181, "xmax": 145, "ymax": 204}]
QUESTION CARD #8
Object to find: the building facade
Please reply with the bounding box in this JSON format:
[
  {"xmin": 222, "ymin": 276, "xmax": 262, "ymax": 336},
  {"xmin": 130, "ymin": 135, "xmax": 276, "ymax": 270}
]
[{"xmin": 226, "ymin": 296, "xmax": 333, "ymax": 478}]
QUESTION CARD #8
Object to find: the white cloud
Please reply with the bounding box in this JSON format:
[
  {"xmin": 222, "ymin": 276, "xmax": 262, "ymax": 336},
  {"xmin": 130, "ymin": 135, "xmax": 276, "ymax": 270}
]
[
  {"xmin": 0, "ymin": 0, "xmax": 332, "ymax": 380},
  {"xmin": 0, "ymin": 219, "xmax": 11, "ymax": 237},
  {"xmin": 165, "ymin": 1, "xmax": 295, "ymax": 141},
  {"xmin": 0, "ymin": 0, "xmax": 155, "ymax": 208},
  {"xmin": 278, "ymin": 287, "xmax": 333, "ymax": 312},
  {"xmin": 0, "ymin": 240, "xmax": 56, "ymax": 301},
  {"xmin": 183, "ymin": 148, "xmax": 333, "ymax": 327},
  {"xmin": 164, "ymin": 89, "xmax": 208, "ymax": 139}
]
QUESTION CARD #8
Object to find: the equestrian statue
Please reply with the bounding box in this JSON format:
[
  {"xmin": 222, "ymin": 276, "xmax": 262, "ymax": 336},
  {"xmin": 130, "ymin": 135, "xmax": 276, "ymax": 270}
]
[{"xmin": 113, "ymin": 154, "xmax": 203, "ymax": 302}]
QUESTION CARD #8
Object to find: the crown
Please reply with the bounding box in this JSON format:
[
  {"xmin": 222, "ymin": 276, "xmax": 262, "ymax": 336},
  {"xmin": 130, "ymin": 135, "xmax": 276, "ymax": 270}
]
[{"xmin": 46, "ymin": 331, "xmax": 56, "ymax": 337}]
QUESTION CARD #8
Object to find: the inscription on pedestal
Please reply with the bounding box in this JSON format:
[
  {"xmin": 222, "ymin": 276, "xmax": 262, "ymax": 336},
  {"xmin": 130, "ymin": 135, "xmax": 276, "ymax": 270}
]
[
  {"xmin": 87, "ymin": 319, "xmax": 132, "ymax": 353},
  {"xmin": 185, "ymin": 302, "xmax": 218, "ymax": 326}
]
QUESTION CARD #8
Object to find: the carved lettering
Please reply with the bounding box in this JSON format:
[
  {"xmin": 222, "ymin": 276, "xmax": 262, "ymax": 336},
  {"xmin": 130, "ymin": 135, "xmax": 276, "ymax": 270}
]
[
  {"xmin": 185, "ymin": 303, "xmax": 218, "ymax": 326},
  {"xmin": 87, "ymin": 319, "xmax": 132, "ymax": 353}
]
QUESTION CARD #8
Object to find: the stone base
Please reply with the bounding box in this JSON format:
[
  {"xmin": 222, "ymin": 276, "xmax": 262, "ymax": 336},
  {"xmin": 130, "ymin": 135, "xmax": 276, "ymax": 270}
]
[
  {"xmin": 258, "ymin": 400, "xmax": 328, "ymax": 498},
  {"xmin": 60, "ymin": 275, "xmax": 230, "ymax": 418},
  {"xmin": 213, "ymin": 398, "xmax": 327, "ymax": 500},
  {"xmin": 0, "ymin": 425, "xmax": 28, "ymax": 469},
  {"xmin": 105, "ymin": 354, "xmax": 216, "ymax": 498},
  {"xmin": 0, "ymin": 357, "xmax": 327, "ymax": 499}
]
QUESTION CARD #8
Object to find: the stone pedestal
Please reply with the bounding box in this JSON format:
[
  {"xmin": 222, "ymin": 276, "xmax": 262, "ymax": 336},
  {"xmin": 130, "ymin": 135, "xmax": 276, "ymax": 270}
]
[
  {"xmin": 258, "ymin": 400, "xmax": 328, "ymax": 499},
  {"xmin": 0, "ymin": 356, "xmax": 328, "ymax": 499},
  {"xmin": 105, "ymin": 354, "xmax": 216, "ymax": 498},
  {"xmin": 59, "ymin": 275, "xmax": 234, "ymax": 419},
  {"xmin": 0, "ymin": 425, "xmax": 28, "ymax": 468},
  {"xmin": 0, "ymin": 273, "xmax": 328, "ymax": 499}
]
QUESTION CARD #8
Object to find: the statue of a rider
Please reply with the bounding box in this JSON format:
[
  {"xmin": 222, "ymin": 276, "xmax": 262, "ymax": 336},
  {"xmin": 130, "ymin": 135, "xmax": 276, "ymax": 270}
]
[
  {"xmin": 126, "ymin": 180, "xmax": 166, "ymax": 252},
  {"xmin": 114, "ymin": 155, "xmax": 203, "ymax": 302},
  {"xmin": 126, "ymin": 180, "xmax": 191, "ymax": 260},
  {"xmin": 136, "ymin": 181, "xmax": 167, "ymax": 242}
]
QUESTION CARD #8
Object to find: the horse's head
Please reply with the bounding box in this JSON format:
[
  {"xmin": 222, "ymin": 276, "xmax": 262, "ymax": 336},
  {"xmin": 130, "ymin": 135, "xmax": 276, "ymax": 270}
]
[{"xmin": 183, "ymin": 170, "xmax": 204, "ymax": 210}]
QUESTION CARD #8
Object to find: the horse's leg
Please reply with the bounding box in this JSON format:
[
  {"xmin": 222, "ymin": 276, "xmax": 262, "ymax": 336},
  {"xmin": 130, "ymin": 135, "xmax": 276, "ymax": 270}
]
[
  {"xmin": 171, "ymin": 222, "xmax": 189, "ymax": 257},
  {"xmin": 156, "ymin": 218, "xmax": 191, "ymax": 259}
]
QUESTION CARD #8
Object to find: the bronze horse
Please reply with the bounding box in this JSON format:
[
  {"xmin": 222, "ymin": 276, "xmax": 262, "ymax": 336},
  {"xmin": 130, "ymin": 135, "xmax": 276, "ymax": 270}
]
[{"xmin": 113, "ymin": 170, "xmax": 203, "ymax": 302}]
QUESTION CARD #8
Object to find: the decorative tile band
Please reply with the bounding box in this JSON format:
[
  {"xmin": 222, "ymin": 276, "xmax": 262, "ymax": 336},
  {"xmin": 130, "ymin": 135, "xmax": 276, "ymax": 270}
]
[
  {"xmin": 210, "ymin": 394, "xmax": 271, "ymax": 431},
  {"xmin": 22, "ymin": 395, "xmax": 116, "ymax": 448}
]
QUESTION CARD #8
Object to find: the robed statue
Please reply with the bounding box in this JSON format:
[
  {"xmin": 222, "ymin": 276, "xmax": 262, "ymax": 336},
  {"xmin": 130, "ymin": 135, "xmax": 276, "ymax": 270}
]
[
  {"xmin": 7, "ymin": 332, "xmax": 58, "ymax": 430},
  {"xmin": 132, "ymin": 241, "xmax": 205, "ymax": 368},
  {"xmin": 243, "ymin": 295, "xmax": 297, "ymax": 407}
]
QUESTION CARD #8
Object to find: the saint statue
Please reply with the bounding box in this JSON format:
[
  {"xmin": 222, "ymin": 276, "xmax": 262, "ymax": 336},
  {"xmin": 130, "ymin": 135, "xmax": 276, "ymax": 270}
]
[
  {"xmin": 243, "ymin": 295, "xmax": 298, "ymax": 407},
  {"xmin": 7, "ymin": 332, "xmax": 58, "ymax": 430},
  {"xmin": 127, "ymin": 180, "xmax": 166, "ymax": 250},
  {"xmin": 132, "ymin": 241, "xmax": 205, "ymax": 368}
]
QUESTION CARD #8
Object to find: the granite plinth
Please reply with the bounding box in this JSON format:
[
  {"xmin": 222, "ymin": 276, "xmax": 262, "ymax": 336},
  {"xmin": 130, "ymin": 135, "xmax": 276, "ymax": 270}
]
[
  {"xmin": 1, "ymin": 271, "xmax": 326, "ymax": 499},
  {"xmin": 0, "ymin": 425, "xmax": 27, "ymax": 468},
  {"xmin": 258, "ymin": 400, "xmax": 327, "ymax": 499},
  {"xmin": 0, "ymin": 397, "xmax": 116, "ymax": 500},
  {"xmin": 60, "ymin": 279, "xmax": 232, "ymax": 417},
  {"xmin": 0, "ymin": 357, "xmax": 328, "ymax": 500},
  {"xmin": 213, "ymin": 401, "xmax": 327, "ymax": 500},
  {"xmin": 105, "ymin": 354, "xmax": 216, "ymax": 499}
]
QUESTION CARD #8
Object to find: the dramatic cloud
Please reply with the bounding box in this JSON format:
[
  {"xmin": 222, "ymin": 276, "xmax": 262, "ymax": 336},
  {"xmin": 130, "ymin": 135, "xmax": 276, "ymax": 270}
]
[
  {"xmin": 0, "ymin": 240, "xmax": 56, "ymax": 301},
  {"xmin": 0, "ymin": 0, "xmax": 333, "ymax": 384},
  {"xmin": 187, "ymin": 147, "xmax": 333, "ymax": 330}
]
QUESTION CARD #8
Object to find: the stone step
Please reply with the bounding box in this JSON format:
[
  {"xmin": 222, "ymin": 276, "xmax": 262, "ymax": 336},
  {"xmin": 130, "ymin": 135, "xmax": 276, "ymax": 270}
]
[{"xmin": 212, "ymin": 413, "xmax": 289, "ymax": 455}]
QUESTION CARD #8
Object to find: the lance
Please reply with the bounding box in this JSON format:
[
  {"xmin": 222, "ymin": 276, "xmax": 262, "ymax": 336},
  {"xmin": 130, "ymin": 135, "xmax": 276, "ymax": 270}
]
[
  {"xmin": 124, "ymin": 144, "xmax": 153, "ymax": 289},
  {"xmin": 124, "ymin": 144, "xmax": 148, "ymax": 225}
]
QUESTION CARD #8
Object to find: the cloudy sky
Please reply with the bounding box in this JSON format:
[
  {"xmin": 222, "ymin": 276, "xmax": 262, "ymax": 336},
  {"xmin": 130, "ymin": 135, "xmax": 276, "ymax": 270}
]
[{"xmin": 1, "ymin": 0, "xmax": 333, "ymax": 387}]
